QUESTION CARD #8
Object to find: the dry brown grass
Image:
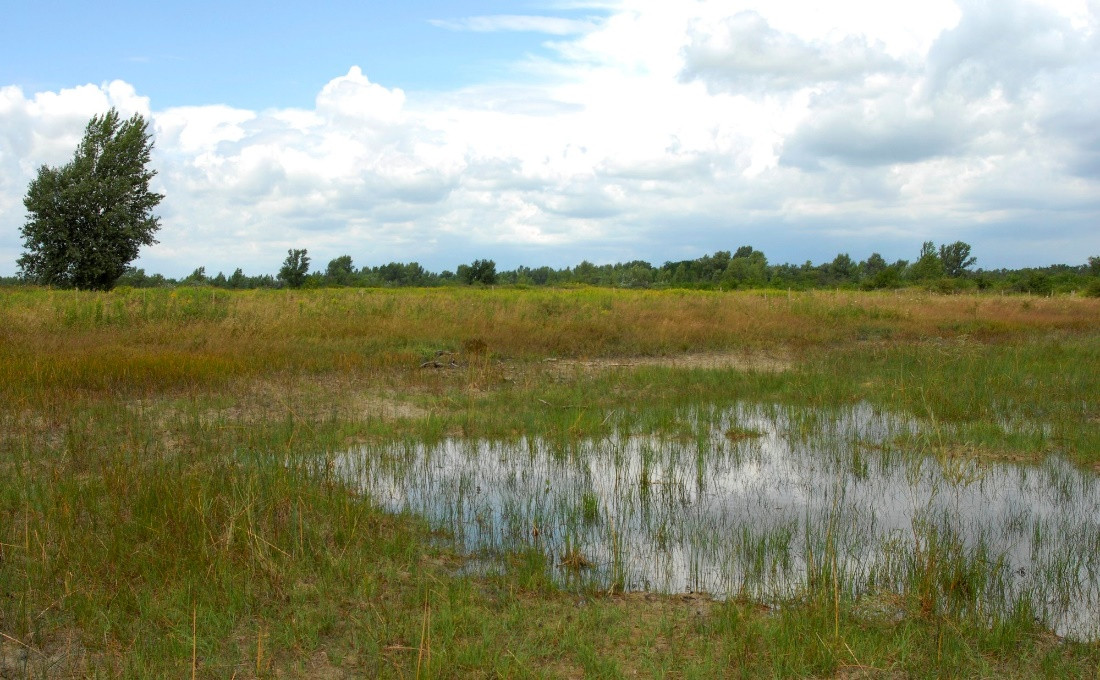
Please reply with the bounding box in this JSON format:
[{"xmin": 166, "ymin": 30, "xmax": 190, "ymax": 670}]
[
  {"xmin": 545, "ymin": 350, "xmax": 793, "ymax": 373},
  {"xmin": 4, "ymin": 287, "xmax": 1097, "ymax": 405}
]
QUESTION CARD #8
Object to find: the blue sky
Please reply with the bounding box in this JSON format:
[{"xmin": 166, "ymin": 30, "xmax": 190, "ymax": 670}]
[
  {"xmin": 1, "ymin": 1, "xmax": 596, "ymax": 108},
  {"xmin": 2, "ymin": 0, "xmax": 1099, "ymax": 278}
]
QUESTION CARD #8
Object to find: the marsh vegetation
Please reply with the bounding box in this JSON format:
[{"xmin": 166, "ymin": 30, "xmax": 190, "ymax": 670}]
[
  {"xmin": 342, "ymin": 403, "xmax": 1100, "ymax": 640},
  {"xmin": 1, "ymin": 286, "xmax": 1098, "ymax": 676}
]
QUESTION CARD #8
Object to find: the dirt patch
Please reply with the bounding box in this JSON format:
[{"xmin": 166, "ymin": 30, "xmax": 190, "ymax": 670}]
[
  {"xmin": 611, "ymin": 589, "xmax": 717, "ymax": 618},
  {"xmin": 0, "ymin": 411, "xmax": 65, "ymax": 452},
  {"xmin": 231, "ymin": 377, "xmax": 432, "ymax": 423},
  {"xmin": 124, "ymin": 378, "xmax": 431, "ymax": 430},
  {"xmin": 545, "ymin": 351, "xmax": 793, "ymax": 374},
  {"xmin": 342, "ymin": 394, "xmax": 431, "ymax": 421},
  {"xmin": 0, "ymin": 629, "xmax": 87, "ymax": 679}
]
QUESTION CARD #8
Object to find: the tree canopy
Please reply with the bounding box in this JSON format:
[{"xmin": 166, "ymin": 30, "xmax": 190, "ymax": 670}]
[
  {"xmin": 939, "ymin": 241, "xmax": 977, "ymax": 278},
  {"xmin": 278, "ymin": 249, "xmax": 310, "ymax": 288},
  {"xmin": 458, "ymin": 259, "xmax": 497, "ymax": 285},
  {"xmin": 325, "ymin": 255, "xmax": 355, "ymax": 285},
  {"xmin": 18, "ymin": 108, "xmax": 163, "ymax": 290}
]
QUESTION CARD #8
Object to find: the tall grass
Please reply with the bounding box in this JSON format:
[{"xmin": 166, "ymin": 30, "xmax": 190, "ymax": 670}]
[
  {"xmin": 3, "ymin": 287, "xmax": 1097, "ymax": 401},
  {"xmin": 1, "ymin": 286, "xmax": 1097, "ymax": 676}
]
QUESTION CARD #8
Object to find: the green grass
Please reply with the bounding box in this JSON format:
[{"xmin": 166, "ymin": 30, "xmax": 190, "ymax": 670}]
[{"xmin": 1, "ymin": 286, "xmax": 1098, "ymax": 676}]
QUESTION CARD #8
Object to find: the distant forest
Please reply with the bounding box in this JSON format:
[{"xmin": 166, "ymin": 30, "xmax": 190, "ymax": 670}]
[{"xmin": 4, "ymin": 241, "xmax": 1100, "ymax": 295}]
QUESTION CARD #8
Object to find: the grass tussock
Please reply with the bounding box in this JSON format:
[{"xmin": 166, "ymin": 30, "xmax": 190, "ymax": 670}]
[{"xmin": 1, "ymin": 287, "xmax": 1098, "ymax": 676}]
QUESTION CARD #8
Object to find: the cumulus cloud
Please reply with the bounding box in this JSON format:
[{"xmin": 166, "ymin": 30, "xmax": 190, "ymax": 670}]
[
  {"xmin": 2, "ymin": 0, "xmax": 1100, "ymax": 276},
  {"xmin": 316, "ymin": 66, "xmax": 406, "ymax": 125},
  {"xmin": 682, "ymin": 11, "xmax": 902, "ymax": 93},
  {"xmin": 779, "ymin": 87, "xmax": 976, "ymax": 169},
  {"xmin": 925, "ymin": 0, "xmax": 1090, "ymax": 99}
]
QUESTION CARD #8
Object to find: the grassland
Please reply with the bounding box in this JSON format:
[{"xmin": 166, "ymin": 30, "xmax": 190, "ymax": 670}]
[{"xmin": 1, "ymin": 286, "xmax": 1098, "ymax": 677}]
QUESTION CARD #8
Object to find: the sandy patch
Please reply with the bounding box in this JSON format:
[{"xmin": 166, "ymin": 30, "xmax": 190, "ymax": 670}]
[
  {"xmin": 344, "ymin": 394, "xmax": 430, "ymax": 421},
  {"xmin": 0, "ymin": 411, "xmax": 65, "ymax": 452},
  {"xmin": 122, "ymin": 378, "xmax": 431, "ymax": 431},
  {"xmin": 544, "ymin": 351, "xmax": 792, "ymax": 373},
  {"xmin": 0, "ymin": 629, "xmax": 87, "ymax": 678}
]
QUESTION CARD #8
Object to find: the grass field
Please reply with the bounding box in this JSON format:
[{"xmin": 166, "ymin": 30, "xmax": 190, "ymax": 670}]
[{"xmin": 1, "ymin": 286, "xmax": 1098, "ymax": 677}]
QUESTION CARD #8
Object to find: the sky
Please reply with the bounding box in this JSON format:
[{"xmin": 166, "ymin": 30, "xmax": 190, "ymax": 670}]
[{"xmin": 1, "ymin": 0, "xmax": 1098, "ymax": 278}]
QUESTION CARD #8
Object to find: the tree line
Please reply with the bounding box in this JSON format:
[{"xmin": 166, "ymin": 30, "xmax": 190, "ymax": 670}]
[
  {"xmin": 76, "ymin": 244, "xmax": 1097, "ymax": 296},
  {"xmin": 8, "ymin": 108, "xmax": 1100, "ymax": 296}
]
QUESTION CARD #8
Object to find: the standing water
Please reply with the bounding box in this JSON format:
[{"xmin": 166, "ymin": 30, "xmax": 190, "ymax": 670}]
[{"xmin": 337, "ymin": 403, "xmax": 1100, "ymax": 640}]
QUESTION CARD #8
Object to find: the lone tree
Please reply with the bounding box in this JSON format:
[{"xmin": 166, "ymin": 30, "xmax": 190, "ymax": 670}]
[
  {"xmin": 278, "ymin": 249, "xmax": 310, "ymax": 288},
  {"xmin": 939, "ymin": 241, "xmax": 977, "ymax": 278},
  {"xmin": 18, "ymin": 108, "xmax": 163, "ymax": 290}
]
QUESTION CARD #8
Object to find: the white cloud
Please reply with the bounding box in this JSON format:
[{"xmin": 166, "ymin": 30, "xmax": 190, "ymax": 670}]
[
  {"xmin": 155, "ymin": 105, "xmax": 256, "ymax": 155},
  {"xmin": 2, "ymin": 0, "xmax": 1100, "ymax": 276},
  {"xmin": 925, "ymin": 0, "xmax": 1091, "ymax": 99},
  {"xmin": 316, "ymin": 66, "xmax": 406, "ymax": 125},
  {"xmin": 682, "ymin": 11, "xmax": 903, "ymax": 92}
]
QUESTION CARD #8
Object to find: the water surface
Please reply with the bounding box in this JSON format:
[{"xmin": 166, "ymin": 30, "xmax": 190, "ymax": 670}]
[{"xmin": 338, "ymin": 403, "xmax": 1100, "ymax": 639}]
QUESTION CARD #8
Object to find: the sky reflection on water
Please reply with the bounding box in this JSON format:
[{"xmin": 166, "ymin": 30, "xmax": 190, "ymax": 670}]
[{"xmin": 338, "ymin": 403, "xmax": 1100, "ymax": 639}]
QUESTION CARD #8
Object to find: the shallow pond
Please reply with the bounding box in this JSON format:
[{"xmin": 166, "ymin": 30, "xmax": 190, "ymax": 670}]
[{"xmin": 337, "ymin": 403, "xmax": 1100, "ymax": 639}]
